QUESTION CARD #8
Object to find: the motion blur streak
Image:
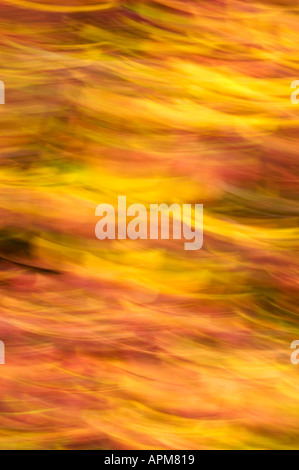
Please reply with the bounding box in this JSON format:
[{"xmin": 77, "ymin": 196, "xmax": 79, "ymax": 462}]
[{"xmin": 0, "ymin": 0, "xmax": 298, "ymax": 450}]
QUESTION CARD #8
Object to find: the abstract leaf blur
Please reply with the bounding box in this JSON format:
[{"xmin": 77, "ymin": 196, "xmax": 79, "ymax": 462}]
[{"xmin": 0, "ymin": 0, "xmax": 299, "ymax": 450}]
